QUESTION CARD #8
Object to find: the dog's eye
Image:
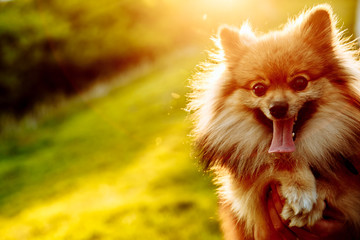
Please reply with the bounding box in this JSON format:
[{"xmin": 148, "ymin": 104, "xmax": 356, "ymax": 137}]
[
  {"xmin": 290, "ymin": 76, "xmax": 308, "ymax": 91},
  {"xmin": 252, "ymin": 83, "xmax": 267, "ymax": 97}
]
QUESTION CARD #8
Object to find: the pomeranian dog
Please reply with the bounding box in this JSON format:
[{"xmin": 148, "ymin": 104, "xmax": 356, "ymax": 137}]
[{"xmin": 189, "ymin": 4, "xmax": 360, "ymax": 239}]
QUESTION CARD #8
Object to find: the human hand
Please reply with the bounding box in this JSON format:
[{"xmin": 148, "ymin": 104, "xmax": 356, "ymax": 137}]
[{"xmin": 255, "ymin": 184, "xmax": 350, "ymax": 240}]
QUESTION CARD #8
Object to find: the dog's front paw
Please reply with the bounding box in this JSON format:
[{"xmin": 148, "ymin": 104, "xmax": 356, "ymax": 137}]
[{"xmin": 280, "ymin": 186, "xmax": 325, "ymax": 227}]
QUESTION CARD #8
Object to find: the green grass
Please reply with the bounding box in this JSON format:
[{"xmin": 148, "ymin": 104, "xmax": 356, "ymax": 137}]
[{"xmin": 0, "ymin": 51, "xmax": 221, "ymax": 240}]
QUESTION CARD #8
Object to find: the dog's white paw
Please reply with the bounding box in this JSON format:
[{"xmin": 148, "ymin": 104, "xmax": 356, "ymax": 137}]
[{"xmin": 280, "ymin": 186, "xmax": 325, "ymax": 227}]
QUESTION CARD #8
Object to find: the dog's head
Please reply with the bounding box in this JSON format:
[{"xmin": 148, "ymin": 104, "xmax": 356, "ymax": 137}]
[{"xmin": 218, "ymin": 5, "xmax": 348, "ymax": 153}]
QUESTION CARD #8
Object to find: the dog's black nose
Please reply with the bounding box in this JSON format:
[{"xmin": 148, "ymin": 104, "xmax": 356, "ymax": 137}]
[{"xmin": 269, "ymin": 101, "xmax": 289, "ymax": 119}]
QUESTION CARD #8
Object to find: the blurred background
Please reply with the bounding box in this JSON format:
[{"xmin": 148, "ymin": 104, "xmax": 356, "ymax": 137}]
[{"xmin": 0, "ymin": 0, "xmax": 357, "ymax": 239}]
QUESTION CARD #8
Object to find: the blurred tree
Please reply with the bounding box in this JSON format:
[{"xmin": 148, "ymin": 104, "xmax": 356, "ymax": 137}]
[{"xmin": 0, "ymin": 0, "xmax": 180, "ymax": 116}]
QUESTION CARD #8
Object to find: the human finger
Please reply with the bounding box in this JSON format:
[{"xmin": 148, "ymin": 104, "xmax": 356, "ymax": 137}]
[
  {"xmin": 268, "ymin": 187, "xmax": 297, "ymax": 240},
  {"xmin": 254, "ymin": 189, "xmax": 284, "ymax": 240}
]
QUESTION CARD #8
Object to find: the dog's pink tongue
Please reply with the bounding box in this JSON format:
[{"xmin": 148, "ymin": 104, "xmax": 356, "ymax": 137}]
[{"xmin": 269, "ymin": 118, "xmax": 295, "ymax": 153}]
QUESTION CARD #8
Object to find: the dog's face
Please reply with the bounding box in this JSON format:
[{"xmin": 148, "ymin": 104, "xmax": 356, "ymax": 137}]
[
  {"xmin": 218, "ymin": 6, "xmax": 340, "ymax": 153},
  {"xmin": 227, "ymin": 36, "xmax": 327, "ymax": 121}
]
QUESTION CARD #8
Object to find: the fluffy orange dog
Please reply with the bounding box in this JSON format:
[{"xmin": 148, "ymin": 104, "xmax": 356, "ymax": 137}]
[{"xmin": 189, "ymin": 5, "xmax": 360, "ymax": 239}]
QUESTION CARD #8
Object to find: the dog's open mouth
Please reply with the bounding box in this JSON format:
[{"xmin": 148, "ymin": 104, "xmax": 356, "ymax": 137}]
[
  {"xmin": 254, "ymin": 100, "xmax": 319, "ymax": 154},
  {"xmin": 269, "ymin": 118, "xmax": 296, "ymax": 153}
]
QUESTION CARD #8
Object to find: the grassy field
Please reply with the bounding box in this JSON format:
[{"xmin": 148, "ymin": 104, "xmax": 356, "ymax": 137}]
[{"xmin": 0, "ymin": 51, "xmax": 221, "ymax": 240}]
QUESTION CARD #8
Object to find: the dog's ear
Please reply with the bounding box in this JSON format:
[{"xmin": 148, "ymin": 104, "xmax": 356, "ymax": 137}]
[
  {"xmin": 299, "ymin": 4, "xmax": 335, "ymax": 51},
  {"xmin": 218, "ymin": 24, "xmax": 255, "ymax": 62}
]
